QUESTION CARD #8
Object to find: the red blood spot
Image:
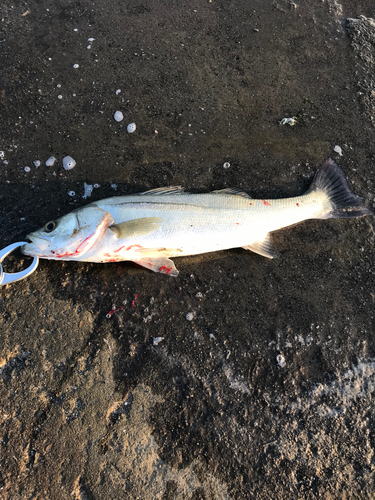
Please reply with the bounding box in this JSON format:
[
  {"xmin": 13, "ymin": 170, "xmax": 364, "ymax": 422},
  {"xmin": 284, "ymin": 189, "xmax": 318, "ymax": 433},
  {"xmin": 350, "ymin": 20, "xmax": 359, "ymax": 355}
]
[
  {"xmin": 114, "ymin": 246, "xmax": 125, "ymax": 253},
  {"xmin": 296, "ymin": 203, "xmax": 299, "ymax": 207},
  {"xmin": 249, "ymin": 203, "xmax": 252, "ymax": 206},
  {"xmin": 131, "ymin": 294, "xmax": 139, "ymax": 308},
  {"xmin": 125, "ymin": 244, "xmax": 142, "ymax": 251},
  {"xmin": 236, "ymin": 223, "xmax": 240, "ymax": 225},
  {"xmin": 159, "ymin": 265, "xmax": 172, "ymax": 275},
  {"xmin": 106, "ymin": 306, "xmax": 124, "ymax": 318},
  {"xmin": 76, "ymin": 235, "xmax": 93, "ymax": 253},
  {"xmin": 262, "ymin": 200, "xmax": 271, "ymax": 206}
]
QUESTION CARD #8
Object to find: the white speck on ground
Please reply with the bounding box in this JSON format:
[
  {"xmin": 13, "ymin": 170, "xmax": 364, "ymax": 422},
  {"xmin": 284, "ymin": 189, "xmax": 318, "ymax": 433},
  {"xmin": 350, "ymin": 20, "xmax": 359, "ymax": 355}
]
[
  {"xmin": 127, "ymin": 122, "xmax": 136, "ymax": 133},
  {"xmin": 223, "ymin": 162, "xmax": 230, "ymax": 169},
  {"xmin": 24, "ymin": 166, "xmax": 30, "ymax": 172},
  {"xmin": 277, "ymin": 354, "xmax": 286, "ymax": 368},
  {"xmin": 58, "ymin": 95, "xmax": 63, "ymax": 99},
  {"xmin": 33, "ymin": 160, "xmax": 41, "ymax": 167},
  {"xmin": 153, "ymin": 337, "xmax": 164, "ymax": 346},
  {"xmin": 114, "ymin": 111, "xmax": 124, "ymax": 122},
  {"xmin": 83, "ymin": 183, "xmax": 93, "ymax": 199},
  {"xmin": 116, "ymin": 89, "xmax": 121, "ymax": 95},
  {"xmin": 334, "ymin": 145, "xmax": 343, "ymax": 156},
  {"xmin": 63, "ymin": 156, "xmax": 76, "ymax": 170},
  {"xmin": 73, "ymin": 64, "xmax": 79, "ymax": 69},
  {"xmin": 46, "ymin": 156, "xmax": 56, "ymax": 166},
  {"xmin": 68, "ymin": 191, "xmax": 75, "ymax": 197},
  {"xmin": 186, "ymin": 312, "xmax": 194, "ymax": 321}
]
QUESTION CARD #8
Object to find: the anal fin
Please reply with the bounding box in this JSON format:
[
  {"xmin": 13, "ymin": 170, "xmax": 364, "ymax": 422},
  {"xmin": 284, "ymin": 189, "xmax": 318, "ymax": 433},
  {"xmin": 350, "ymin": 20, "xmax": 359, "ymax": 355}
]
[
  {"xmin": 242, "ymin": 233, "xmax": 276, "ymax": 259},
  {"xmin": 136, "ymin": 257, "xmax": 179, "ymax": 277}
]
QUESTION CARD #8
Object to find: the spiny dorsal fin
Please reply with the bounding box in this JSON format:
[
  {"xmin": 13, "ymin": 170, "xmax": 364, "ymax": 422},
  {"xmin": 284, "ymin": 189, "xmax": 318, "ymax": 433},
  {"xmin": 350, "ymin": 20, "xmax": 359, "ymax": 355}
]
[
  {"xmin": 139, "ymin": 186, "xmax": 185, "ymax": 196},
  {"xmin": 109, "ymin": 217, "xmax": 162, "ymax": 238},
  {"xmin": 212, "ymin": 188, "xmax": 252, "ymax": 198},
  {"xmin": 242, "ymin": 233, "xmax": 276, "ymax": 259}
]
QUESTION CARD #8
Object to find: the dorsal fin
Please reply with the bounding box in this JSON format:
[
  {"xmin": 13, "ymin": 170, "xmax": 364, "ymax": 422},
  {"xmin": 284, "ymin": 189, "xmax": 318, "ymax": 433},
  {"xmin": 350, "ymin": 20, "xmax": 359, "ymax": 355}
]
[
  {"xmin": 139, "ymin": 186, "xmax": 185, "ymax": 196},
  {"xmin": 212, "ymin": 188, "xmax": 252, "ymax": 198}
]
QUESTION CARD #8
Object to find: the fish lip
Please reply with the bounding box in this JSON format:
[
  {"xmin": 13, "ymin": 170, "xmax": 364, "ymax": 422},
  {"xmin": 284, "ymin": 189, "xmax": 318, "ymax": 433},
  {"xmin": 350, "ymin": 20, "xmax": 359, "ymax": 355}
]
[{"xmin": 22, "ymin": 234, "xmax": 51, "ymax": 254}]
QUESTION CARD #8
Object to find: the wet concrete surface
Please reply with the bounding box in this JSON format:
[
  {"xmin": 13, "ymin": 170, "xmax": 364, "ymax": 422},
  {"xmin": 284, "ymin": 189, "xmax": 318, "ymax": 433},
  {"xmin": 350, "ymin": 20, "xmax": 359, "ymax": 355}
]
[{"xmin": 1, "ymin": 0, "xmax": 375, "ymax": 498}]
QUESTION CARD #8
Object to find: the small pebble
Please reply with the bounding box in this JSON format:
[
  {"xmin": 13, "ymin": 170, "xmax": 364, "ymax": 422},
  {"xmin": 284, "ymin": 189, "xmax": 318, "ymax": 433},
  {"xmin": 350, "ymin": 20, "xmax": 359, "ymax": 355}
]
[
  {"xmin": 153, "ymin": 337, "xmax": 164, "ymax": 346},
  {"xmin": 58, "ymin": 95, "xmax": 63, "ymax": 99},
  {"xmin": 93, "ymin": 183, "xmax": 100, "ymax": 188},
  {"xmin": 73, "ymin": 64, "xmax": 79, "ymax": 69},
  {"xmin": 88, "ymin": 37, "xmax": 95, "ymax": 42},
  {"xmin": 24, "ymin": 166, "xmax": 30, "ymax": 172},
  {"xmin": 33, "ymin": 160, "xmax": 41, "ymax": 167},
  {"xmin": 116, "ymin": 89, "xmax": 121, "ymax": 95},
  {"xmin": 114, "ymin": 111, "xmax": 124, "ymax": 122},
  {"xmin": 223, "ymin": 162, "xmax": 230, "ymax": 169},
  {"xmin": 196, "ymin": 292, "xmax": 203, "ymax": 298},
  {"xmin": 127, "ymin": 122, "xmax": 136, "ymax": 133},
  {"xmin": 68, "ymin": 191, "xmax": 75, "ymax": 197},
  {"xmin": 46, "ymin": 156, "xmax": 56, "ymax": 166},
  {"xmin": 0, "ymin": 151, "xmax": 4, "ymax": 159},
  {"xmin": 277, "ymin": 354, "xmax": 286, "ymax": 368},
  {"xmin": 63, "ymin": 156, "xmax": 76, "ymax": 170},
  {"xmin": 186, "ymin": 312, "xmax": 194, "ymax": 321}
]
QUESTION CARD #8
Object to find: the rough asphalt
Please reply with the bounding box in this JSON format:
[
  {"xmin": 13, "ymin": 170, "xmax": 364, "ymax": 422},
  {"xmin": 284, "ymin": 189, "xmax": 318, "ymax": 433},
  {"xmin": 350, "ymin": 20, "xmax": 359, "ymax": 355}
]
[{"xmin": 1, "ymin": 1, "xmax": 375, "ymax": 498}]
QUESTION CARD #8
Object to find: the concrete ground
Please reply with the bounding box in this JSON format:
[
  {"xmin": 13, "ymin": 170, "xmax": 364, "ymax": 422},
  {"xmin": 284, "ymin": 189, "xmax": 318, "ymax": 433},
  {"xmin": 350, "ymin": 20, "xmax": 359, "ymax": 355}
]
[{"xmin": 1, "ymin": 0, "xmax": 375, "ymax": 498}]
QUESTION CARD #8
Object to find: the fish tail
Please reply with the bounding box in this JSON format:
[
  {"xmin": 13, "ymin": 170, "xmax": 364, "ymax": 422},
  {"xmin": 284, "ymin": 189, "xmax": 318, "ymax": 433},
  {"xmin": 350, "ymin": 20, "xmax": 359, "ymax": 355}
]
[{"xmin": 308, "ymin": 158, "xmax": 371, "ymax": 219}]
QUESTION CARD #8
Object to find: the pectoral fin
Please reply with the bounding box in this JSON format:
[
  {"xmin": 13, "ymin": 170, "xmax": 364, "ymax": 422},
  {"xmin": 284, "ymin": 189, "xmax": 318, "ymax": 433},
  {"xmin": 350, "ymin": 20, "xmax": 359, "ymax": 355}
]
[
  {"xmin": 243, "ymin": 234, "xmax": 276, "ymax": 259},
  {"xmin": 109, "ymin": 217, "xmax": 162, "ymax": 238},
  {"xmin": 136, "ymin": 257, "xmax": 179, "ymax": 277}
]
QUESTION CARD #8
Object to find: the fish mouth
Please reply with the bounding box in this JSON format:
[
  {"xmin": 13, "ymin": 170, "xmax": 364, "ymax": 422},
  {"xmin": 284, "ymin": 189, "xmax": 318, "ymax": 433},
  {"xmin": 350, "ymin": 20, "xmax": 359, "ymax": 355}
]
[{"xmin": 21, "ymin": 234, "xmax": 50, "ymax": 255}]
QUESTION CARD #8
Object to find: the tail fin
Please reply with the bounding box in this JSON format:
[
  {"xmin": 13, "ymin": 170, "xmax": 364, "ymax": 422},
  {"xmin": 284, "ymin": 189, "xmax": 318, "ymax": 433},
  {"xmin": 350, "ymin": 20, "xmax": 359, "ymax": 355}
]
[{"xmin": 308, "ymin": 158, "xmax": 371, "ymax": 219}]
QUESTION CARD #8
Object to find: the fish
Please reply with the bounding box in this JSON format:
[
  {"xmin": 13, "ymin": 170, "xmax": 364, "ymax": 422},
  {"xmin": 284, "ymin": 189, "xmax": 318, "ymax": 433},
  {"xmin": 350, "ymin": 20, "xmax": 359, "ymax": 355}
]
[{"xmin": 21, "ymin": 158, "xmax": 371, "ymax": 277}]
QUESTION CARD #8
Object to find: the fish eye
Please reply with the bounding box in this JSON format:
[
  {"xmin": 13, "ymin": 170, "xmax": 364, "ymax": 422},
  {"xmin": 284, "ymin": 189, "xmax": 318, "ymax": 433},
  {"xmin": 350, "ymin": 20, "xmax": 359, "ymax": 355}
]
[{"xmin": 44, "ymin": 221, "xmax": 57, "ymax": 233}]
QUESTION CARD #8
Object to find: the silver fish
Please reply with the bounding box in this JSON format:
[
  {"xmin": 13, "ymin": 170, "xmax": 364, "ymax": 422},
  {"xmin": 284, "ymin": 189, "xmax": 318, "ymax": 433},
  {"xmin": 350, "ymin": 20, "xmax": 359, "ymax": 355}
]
[{"xmin": 22, "ymin": 159, "xmax": 370, "ymax": 276}]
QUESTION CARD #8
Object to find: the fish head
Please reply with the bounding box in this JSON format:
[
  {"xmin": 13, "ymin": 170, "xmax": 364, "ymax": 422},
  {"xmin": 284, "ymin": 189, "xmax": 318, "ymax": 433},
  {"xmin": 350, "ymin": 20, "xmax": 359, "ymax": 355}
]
[{"xmin": 22, "ymin": 206, "xmax": 113, "ymax": 259}]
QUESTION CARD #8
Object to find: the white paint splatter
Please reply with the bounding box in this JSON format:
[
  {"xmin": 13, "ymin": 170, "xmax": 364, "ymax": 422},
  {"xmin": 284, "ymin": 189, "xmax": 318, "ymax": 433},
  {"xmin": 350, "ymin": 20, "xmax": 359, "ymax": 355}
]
[
  {"xmin": 114, "ymin": 111, "xmax": 124, "ymax": 122},
  {"xmin": 334, "ymin": 145, "xmax": 343, "ymax": 156},
  {"xmin": 83, "ymin": 183, "xmax": 93, "ymax": 199},
  {"xmin": 63, "ymin": 156, "xmax": 76, "ymax": 170},
  {"xmin": 46, "ymin": 156, "xmax": 56, "ymax": 166},
  {"xmin": 127, "ymin": 122, "xmax": 136, "ymax": 133}
]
